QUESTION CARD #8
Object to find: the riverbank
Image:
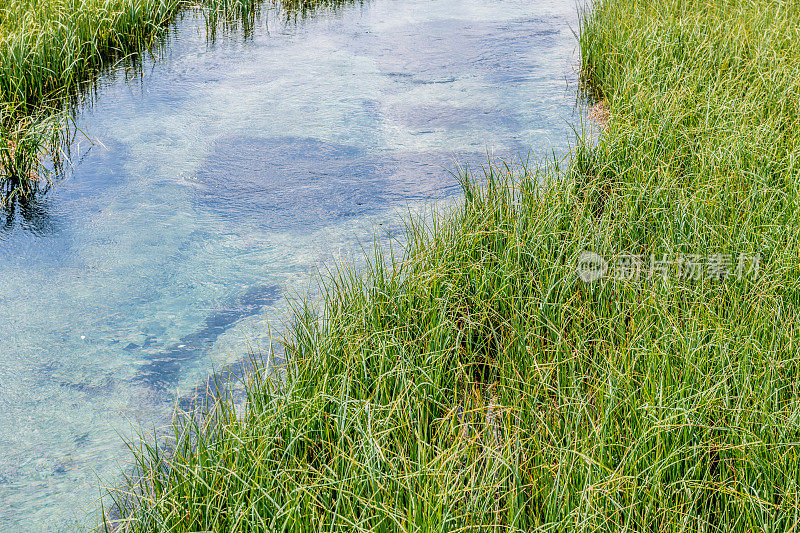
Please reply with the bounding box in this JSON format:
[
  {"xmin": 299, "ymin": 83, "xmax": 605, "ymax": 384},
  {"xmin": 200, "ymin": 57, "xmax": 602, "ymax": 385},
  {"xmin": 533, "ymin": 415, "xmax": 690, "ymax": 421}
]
[
  {"xmin": 0, "ymin": 0, "xmax": 574, "ymax": 527},
  {"xmin": 105, "ymin": 0, "xmax": 800, "ymax": 529}
]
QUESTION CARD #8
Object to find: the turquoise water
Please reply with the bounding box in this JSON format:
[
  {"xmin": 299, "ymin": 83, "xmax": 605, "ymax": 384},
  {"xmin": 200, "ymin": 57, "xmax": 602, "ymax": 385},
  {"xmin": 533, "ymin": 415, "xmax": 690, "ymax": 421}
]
[{"xmin": 0, "ymin": 0, "xmax": 580, "ymax": 529}]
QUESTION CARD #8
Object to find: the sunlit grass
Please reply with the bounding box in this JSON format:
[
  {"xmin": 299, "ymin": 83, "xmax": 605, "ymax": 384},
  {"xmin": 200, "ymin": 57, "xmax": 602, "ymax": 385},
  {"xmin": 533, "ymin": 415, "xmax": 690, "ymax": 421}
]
[
  {"xmin": 0, "ymin": 0, "xmax": 227, "ymax": 203},
  {"xmin": 103, "ymin": 0, "xmax": 800, "ymax": 530}
]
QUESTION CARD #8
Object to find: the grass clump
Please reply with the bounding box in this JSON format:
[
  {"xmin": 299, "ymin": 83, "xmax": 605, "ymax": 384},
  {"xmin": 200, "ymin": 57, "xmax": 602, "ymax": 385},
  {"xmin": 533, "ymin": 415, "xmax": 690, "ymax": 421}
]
[
  {"xmin": 104, "ymin": 0, "xmax": 800, "ymax": 530},
  {"xmin": 0, "ymin": 103, "xmax": 68, "ymax": 201},
  {"xmin": 279, "ymin": 0, "xmax": 360, "ymax": 20},
  {"xmin": 0, "ymin": 0, "xmax": 262, "ymax": 110}
]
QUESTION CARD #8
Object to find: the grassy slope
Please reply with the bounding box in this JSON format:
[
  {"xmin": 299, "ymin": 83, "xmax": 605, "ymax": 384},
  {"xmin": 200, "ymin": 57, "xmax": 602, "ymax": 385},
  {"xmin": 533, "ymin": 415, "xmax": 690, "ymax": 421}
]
[{"xmin": 108, "ymin": 0, "xmax": 800, "ymax": 530}]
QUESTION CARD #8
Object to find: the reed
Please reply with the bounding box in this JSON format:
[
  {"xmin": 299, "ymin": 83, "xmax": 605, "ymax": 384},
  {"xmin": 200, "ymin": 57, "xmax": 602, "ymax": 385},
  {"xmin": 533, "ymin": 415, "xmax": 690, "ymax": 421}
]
[
  {"xmin": 103, "ymin": 0, "xmax": 800, "ymax": 530},
  {"xmin": 0, "ymin": 102, "xmax": 68, "ymax": 201}
]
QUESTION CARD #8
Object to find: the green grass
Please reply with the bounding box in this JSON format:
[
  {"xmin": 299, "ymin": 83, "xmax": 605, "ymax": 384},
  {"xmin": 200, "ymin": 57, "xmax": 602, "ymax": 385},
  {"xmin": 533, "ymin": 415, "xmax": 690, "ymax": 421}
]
[
  {"xmin": 0, "ymin": 0, "xmax": 228, "ymax": 204},
  {"xmin": 0, "ymin": 102, "xmax": 68, "ymax": 200},
  {"xmin": 0, "ymin": 0, "xmax": 358, "ymax": 109},
  {"xmin": 103, "ymin": 0, "xmax": 800, "ymax": 530}
]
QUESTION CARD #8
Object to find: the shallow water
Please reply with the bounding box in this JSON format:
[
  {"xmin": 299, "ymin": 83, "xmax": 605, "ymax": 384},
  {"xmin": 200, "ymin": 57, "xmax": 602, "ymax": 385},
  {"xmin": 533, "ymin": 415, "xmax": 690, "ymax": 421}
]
[{"xmin": 0, "ymin": 0, "xmax": 580, "ymax": 529}]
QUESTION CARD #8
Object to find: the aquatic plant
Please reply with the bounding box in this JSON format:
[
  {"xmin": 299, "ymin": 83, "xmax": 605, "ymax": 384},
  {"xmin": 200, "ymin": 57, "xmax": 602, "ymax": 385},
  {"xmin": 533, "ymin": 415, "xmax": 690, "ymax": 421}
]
[
  {"xmin": 102, "ymin": 0, "xmax": 800, "ymax": 530},
  {"xmin": 0, "ymin": 103, "xmax": 68, "ymax": 205}
]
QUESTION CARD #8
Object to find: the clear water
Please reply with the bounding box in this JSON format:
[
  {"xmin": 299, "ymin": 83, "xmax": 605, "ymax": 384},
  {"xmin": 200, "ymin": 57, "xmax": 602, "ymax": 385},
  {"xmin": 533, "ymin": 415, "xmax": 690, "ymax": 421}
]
[{"xmin": 0, "ymin": 0, "xmax": 580, "ymax": 529}]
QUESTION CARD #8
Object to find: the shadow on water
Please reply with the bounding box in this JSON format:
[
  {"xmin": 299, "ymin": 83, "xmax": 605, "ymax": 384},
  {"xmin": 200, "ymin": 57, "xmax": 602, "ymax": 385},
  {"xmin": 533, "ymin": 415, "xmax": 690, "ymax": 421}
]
[
  {"xmin": 1, "ymin": 194, "xmax": 60, "ymax": 237},
  {"xmin": 194, "ymin": 136, "xmax": 466, "ymax": 231},
  {"xmin": 133, "ymin": 284, "xmax": 282, "ymax": 391},
  {"xmin": 280, "ymin": 0, "xmax": 364, "ymax": 21}
]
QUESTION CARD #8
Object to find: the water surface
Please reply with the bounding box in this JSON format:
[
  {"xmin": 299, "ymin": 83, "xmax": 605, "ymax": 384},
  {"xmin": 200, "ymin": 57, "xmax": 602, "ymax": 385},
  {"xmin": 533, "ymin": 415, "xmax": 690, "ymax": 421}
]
[{"xmin": 0, "ymin": 0, "xmax": 580, "ymax": 528}]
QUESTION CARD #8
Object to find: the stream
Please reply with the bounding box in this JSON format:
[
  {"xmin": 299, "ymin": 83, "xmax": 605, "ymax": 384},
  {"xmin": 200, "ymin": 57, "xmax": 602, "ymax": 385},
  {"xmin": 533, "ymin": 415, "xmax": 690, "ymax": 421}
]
[{"xmin": 0, "ymin": 0, "xmax": 580, "ymax": 528}]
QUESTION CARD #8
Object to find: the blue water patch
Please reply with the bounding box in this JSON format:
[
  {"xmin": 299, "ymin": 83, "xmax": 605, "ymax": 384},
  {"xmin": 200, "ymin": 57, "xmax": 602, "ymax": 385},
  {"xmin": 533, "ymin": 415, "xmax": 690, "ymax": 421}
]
[
  {"xmin": 193, "ymin": 136, "xmax": 470, "ymax": 229},
  {"xmin": 135, "ymin": 284, "xmax": 281, "ymax": 390}
]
